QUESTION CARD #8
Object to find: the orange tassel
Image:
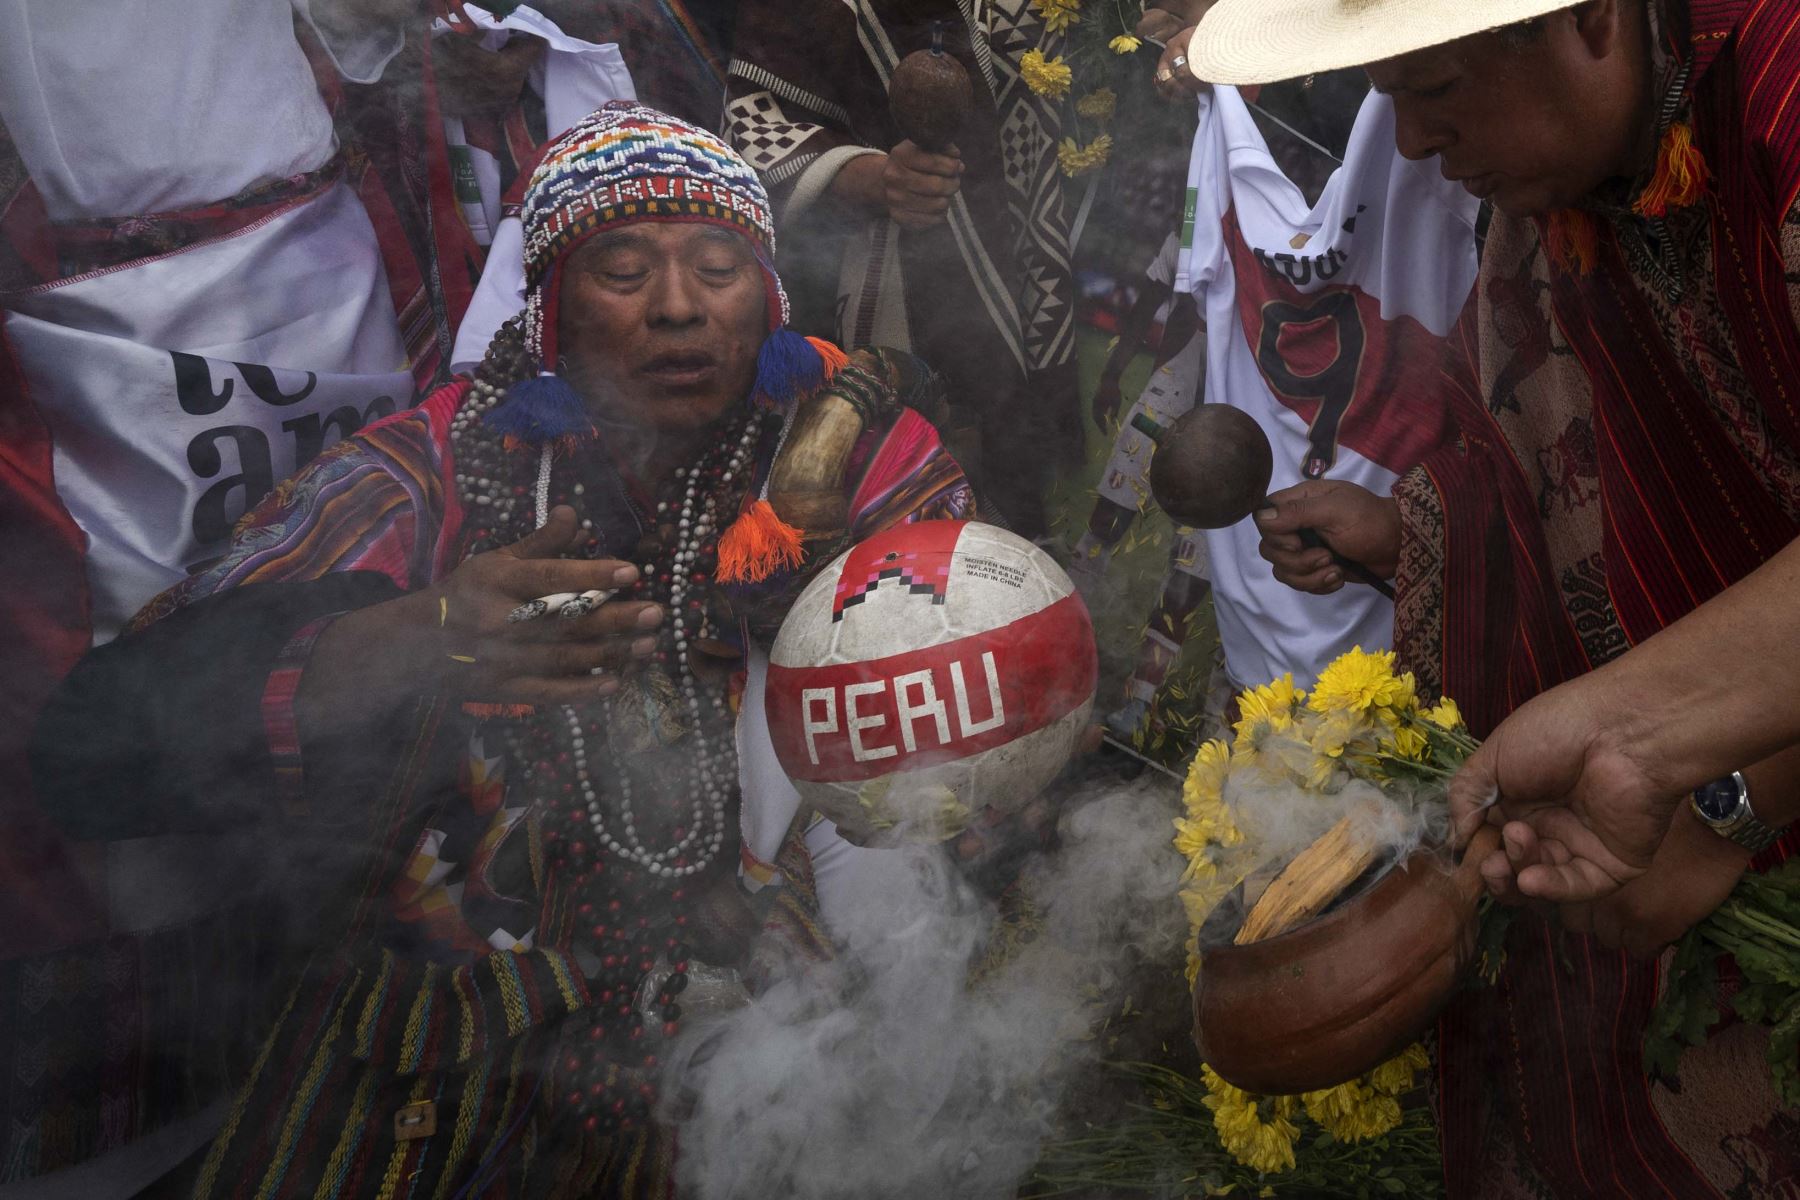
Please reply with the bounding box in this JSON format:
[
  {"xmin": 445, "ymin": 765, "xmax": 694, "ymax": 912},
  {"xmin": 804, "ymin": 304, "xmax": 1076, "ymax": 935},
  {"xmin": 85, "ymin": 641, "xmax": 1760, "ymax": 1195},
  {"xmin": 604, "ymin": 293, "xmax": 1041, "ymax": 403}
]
[
  {"xmin": 715, "ymin": 498, "xmax": 805, "ymax": 583},
  {"xmin": 1633, "ymin": 120, "xmax": 1707, "ymax": 218},
  {"xmin": 1545, "ymin": 209, "xmax": 1599, "ymax": 276},
  {"xmin": 804, "ymin": 336, "xmax": 849, "ymax": 382}
]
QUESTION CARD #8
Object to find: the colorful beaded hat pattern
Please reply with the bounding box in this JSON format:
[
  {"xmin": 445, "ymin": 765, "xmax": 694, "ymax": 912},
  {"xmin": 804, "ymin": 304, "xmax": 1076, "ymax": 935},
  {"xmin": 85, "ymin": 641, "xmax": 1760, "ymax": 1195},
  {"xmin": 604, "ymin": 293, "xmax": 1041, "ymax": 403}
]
[
  {"xmin": 519, "ymin": 100, "xmax": 791, "ymax": 337},
  {"xmin": 487, "ymin": 100, "xmax": 823, "ymax": 448}
]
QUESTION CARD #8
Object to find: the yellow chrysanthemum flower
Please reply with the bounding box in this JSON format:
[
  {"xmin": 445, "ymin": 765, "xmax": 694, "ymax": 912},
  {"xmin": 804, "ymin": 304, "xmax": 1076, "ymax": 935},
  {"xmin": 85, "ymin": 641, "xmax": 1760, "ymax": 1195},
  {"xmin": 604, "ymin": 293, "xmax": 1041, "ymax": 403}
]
[
  {"xmin": 1021, "ymin": 48, "xmax": 1073, "ymax": 98},
  {"xmin": 1264, "ymin": 674, "xmax": 1305, "ymax": 711},
  {"xmin": 1301, "ymin": 1078, "xmax": 1404, "ymax": 1143},
  {"xmin": 1368, "ymin": 1043, "xmax": 1429, "ymax": 1095},
  {"xmin": 1178, "ymin": 887, "xmax": 1213, "ymax": 931},
  {"xmin": 1232, "ymin": 674, "xmax": 1304, "ymax": 752},
  {"xmin": 1308, "ymin": 707, "xmax": 1369, "ymax": 760},
  {"xmin": 1174, "ymin": 792, "xmax": 1243, "ymax": 891},
  {"xmin": 1383, "ymin": 720, "xmax": 1429, "ymax": 761},
  {"xmin": 1179, "ymin": 840, "xmax": 1251, "ymax": 945},
  {"xmin": 1056, "ymin": 134, "xmax": 1112, "ymax": 176},
  {"xmin": 1201, "ymin": 1067, "xmax": 1300, "ymax": 1174},
  {"xmin": 1423, "ymin": 696, "xmax": 1464, "ymax": 731},
  {"xmin": 1307, "ymin": 646, "xmax": 1413, "ymax": 716},
  {"xmin": 1031, "ymin": 0, "xmax": 1081, "ymax": 33},
  {"xmin": 1183, "ymin": 738, "xmax": 1231, "ymax": 818},
  {"xmin": 1179, "ymin": 871, "xmax": 1230, "ymax": 932},
  {"xmin": 1304, "ymin": 753, "xmax": 1344, "ymax": 792},
  {"xmin": 1108, "ymin": 33, "xmax": 1142, "ymax": 53},
  {"xmin": 1375, "ymin": 671, "xmax": 1420, "ymax": 724},
  {"xmin": 1075, "ymin": 87, "xmax": 1116, "ymax": 121},
  {"xmin": 1173, "ymin": 814, "xmax": 1214, "ymax": 860}
]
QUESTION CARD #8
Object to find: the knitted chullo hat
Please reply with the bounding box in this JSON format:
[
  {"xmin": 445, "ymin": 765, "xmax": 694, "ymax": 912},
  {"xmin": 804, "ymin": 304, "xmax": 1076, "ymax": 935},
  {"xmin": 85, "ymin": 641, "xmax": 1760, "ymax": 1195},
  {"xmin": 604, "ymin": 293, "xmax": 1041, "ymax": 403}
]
[{"xmin": 484, "ymin": 100, "xmax": 835, "ymax": 449}]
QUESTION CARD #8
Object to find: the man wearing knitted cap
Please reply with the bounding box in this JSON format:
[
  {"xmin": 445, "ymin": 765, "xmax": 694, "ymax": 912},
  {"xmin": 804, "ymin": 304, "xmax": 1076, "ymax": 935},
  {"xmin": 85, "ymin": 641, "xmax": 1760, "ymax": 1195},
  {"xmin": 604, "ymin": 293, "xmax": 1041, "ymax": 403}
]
[
  {"xmin": 29, "ymin": 102, "xmax": 977, "ymax": 1196},
  {"xmin": 1206, "ymin": 0, "xmax": 1800, "ymax": 1193}
]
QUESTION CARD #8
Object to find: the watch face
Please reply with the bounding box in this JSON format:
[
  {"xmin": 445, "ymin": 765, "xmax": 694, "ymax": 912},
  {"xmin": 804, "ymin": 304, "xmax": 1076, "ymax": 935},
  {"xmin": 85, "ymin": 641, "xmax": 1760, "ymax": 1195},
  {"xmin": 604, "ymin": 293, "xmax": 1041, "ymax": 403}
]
[{"xmin": 1694, "ymin": 776, "xmax": 1742, "ymax": 822}]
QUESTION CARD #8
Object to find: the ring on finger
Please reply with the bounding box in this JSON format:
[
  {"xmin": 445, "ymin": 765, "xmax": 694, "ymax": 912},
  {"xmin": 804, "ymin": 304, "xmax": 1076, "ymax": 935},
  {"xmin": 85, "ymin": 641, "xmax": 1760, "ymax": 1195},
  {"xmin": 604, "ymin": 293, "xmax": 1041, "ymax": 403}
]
[
  {"xmin": 1155, "ymin": 66, "xmax": 1174, "ymax": 82},
  {"xmin": 1171, "ymin": 53, "xmax": 1187, "ymax": 70}
]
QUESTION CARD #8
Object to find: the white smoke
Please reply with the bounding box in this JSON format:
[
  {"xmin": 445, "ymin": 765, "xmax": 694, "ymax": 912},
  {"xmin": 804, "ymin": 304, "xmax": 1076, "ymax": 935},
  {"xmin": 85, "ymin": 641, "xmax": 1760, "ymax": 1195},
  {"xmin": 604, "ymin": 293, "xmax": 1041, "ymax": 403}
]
[
  {"xmin": 1193, "ymin": 730, "xmax": 1458, "ymax": 949},
  {"xmin": 665, "ymin": 781, "xmax": 1187, "ymax": 1199}
]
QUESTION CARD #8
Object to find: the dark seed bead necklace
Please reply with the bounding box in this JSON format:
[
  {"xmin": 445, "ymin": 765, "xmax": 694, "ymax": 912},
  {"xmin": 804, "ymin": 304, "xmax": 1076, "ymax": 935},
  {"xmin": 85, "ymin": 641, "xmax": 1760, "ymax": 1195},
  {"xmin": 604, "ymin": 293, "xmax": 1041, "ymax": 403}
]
[{"xmin": 449, "ymin": 319, "xmax": 780, "ymax": 1121}]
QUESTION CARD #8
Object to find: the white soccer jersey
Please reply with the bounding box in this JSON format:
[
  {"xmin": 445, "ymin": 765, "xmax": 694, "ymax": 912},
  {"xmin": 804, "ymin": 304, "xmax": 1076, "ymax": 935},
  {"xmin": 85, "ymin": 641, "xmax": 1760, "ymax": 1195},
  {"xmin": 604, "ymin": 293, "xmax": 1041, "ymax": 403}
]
[{"xmin": 1175, "ymin": 88, "xmax": 1479, "ymax": 689}]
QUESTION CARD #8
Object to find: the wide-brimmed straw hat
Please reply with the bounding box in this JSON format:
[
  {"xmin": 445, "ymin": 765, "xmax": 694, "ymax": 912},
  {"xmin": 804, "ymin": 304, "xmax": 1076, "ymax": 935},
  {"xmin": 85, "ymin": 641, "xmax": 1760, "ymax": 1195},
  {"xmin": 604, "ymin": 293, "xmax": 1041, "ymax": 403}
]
[{"xmin": 1187, "ymin": 0, "xmax": 1582, "ymax": 85}]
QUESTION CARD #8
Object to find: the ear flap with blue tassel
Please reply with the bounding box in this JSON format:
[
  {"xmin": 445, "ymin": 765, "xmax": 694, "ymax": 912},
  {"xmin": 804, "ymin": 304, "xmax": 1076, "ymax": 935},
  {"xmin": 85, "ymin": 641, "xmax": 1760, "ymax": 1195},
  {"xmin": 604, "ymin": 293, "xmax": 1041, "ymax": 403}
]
[
  {"xmin": 484, "ymin": 372, "xmax": 595, "ymax": 451},
  {"xmin": 482, "ymin": 268, "xmax": 597, "ymax": 451},
  {"xmin": 752, "ymin": 326, "xmax": 829, "ymax": 409}
]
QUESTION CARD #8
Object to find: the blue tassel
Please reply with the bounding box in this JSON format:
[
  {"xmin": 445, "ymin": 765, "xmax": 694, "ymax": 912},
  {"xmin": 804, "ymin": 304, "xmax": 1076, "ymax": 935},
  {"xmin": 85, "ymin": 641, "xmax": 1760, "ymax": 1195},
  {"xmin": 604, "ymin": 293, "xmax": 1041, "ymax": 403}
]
[
  {"xmin": 753, "ymin": 327, "xmax": 825, "ymax": 407},
  {"xmin": 483, "ymin": 372, "xmax": 594, "ymax": 446}
]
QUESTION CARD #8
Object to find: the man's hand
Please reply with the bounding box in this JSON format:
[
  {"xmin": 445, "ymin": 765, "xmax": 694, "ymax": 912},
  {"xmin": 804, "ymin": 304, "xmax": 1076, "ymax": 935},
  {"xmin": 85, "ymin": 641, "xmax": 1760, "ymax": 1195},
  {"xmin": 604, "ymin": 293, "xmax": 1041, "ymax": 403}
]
[
  {"xmin": 1141, "ymin": 0, "xmax": 1220, "ymax": 31},
  {"xmin": 1135, "ymin": 7, "xmax": 1190, "ymax": 44},
  {"xmin": 423, "ymin": 505, "xmax": 660, "ymax": 705},
  {"xmin": 1253, "ymin": 480, "xmax": 1400, "ymax": 594},
  {"xmin": 434, "ymin": 35, "xmax": 540, "ymax": 119},
  {"xmin": 881, "ymin": 141, "xmax": 964, "ymax": 228},
  {"xmin": 1153, "ymin": 26, "xmax": 1207, "ymax": 101},
  {"xmin": 297, "ymin": 507, "xmax": 659, "ymax": 741},
  {"xmin": 1448, "ymin": 672, "xmax": 1680, "ymax": 905},
  {"xmin": 833, "ymin": 143, "xmax": 964, "ymax": 228},
  {"xmin": 1091, "ymin": 375, "xmax": 1125, "ymax": 431},
  {"xmin": 1551, "ymin": 807, "xmax": 1750, "ymax": 956}
]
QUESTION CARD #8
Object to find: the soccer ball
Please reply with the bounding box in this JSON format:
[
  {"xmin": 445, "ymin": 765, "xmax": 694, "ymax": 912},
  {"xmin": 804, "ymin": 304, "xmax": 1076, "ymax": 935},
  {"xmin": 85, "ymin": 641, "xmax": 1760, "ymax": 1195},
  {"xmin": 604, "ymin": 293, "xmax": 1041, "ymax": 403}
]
[{"xmin": 765, "ymin": 520, "xmax": 1096, "ymax": 845}]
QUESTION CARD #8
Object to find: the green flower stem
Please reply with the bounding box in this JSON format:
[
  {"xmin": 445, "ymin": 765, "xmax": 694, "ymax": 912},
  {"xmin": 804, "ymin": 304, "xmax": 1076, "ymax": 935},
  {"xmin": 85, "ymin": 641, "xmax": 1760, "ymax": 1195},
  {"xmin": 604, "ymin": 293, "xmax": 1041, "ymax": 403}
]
[
  {"xmin": 1707, "ymin": 901, "xmax": 1800, "ymax": 952},
  {"xmin": 1370, "ymin": 754, "xmax": 1456, "ymax": 779}
]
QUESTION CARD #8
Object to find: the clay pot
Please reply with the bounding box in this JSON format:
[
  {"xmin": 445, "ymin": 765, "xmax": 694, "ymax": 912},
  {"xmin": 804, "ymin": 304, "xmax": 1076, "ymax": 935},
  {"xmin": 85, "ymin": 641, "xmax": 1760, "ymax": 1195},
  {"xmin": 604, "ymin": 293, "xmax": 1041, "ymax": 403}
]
[
  {"xmin": 1192, "ymin": 826, "xmax": 1500, "ymax": 1095},
  {"xmin": 1148, "ymin": 404, "xmax": 1274, "ymax": 530}
]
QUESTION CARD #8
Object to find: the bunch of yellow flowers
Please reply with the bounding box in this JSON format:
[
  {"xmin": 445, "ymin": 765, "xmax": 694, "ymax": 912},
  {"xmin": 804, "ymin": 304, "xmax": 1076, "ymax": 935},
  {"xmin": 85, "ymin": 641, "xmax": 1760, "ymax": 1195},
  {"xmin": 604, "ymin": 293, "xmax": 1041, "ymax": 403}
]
[
  {"xmin": 1170, "ymin": 647, "xmax": 1476, "ymax": 1174},
  {"xmin": 1198, "ymin": 1044, "xmax": 1429, "ymax": 1174},
  {"xmin": 1014, "ymin": 0, "xmax": 1131, "ymax": 178},
  {"xmin": 1175, "ymin": 647, "xmax": 1474, "ymax": 966}
]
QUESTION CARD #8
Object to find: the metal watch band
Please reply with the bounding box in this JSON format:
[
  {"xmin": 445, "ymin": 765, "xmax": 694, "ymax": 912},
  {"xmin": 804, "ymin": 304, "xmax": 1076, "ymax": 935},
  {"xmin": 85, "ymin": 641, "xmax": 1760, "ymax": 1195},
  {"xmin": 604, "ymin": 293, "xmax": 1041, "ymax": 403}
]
[
  {"xmin": 1733, "ymin": 795, "xmax": 1782, "ymax": 854},
  {"xmin": 1692, "ymin": 772, "xmax": 1784, "ymax": 854}
]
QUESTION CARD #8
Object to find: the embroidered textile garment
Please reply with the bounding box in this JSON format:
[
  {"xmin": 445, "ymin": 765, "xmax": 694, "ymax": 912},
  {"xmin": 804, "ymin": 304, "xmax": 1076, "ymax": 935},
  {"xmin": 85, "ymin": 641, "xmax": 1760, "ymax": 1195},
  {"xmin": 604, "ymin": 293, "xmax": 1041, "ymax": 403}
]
[
  {"xmin": 36, "ymin": 374, "xmax": 971, "ymax": 1197},
  {"xmin": 724, "ymin": 0, "xmax": 1081, "ymax": 531},
  {"xmin": 1389, "ymin": 1, "xmax": 1800, "ymax": 1194}
]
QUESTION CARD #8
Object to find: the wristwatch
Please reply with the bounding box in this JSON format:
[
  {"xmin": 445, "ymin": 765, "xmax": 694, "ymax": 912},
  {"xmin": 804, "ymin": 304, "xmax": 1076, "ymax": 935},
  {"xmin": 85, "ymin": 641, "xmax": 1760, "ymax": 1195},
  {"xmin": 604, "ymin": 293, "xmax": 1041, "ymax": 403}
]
[{"xmin": 1690, "ymin": 771, "xmax": 1783, "ymax": 853}]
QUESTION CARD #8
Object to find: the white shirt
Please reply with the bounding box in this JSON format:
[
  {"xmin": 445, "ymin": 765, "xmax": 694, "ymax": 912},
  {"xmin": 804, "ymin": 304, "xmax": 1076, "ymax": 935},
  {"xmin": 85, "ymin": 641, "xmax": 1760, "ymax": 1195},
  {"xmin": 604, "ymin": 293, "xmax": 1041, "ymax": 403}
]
[
  {"xmin": 0, "ymin": 0, "xmax": 400, "ymax": 220},
  {"xmin": 1176, "ymin": 89, "xmax": 1480, "ymax": 689},
  {"xmin": 444, "ymin": 4, "xmax": 637, "ymax": 372}
]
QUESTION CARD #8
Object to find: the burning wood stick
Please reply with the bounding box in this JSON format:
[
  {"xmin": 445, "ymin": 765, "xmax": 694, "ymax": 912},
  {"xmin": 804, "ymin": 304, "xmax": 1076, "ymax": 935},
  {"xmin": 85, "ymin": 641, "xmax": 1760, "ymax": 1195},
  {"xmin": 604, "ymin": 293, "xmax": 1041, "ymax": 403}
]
[{"xmin": 1234, "ymin": 811, "xmax": 1384, "ymax": 944}]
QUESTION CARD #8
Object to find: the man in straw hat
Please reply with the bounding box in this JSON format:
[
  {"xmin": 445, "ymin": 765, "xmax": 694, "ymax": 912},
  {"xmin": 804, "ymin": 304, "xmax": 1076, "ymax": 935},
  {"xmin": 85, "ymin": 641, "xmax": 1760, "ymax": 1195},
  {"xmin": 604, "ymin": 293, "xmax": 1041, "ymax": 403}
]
[{"xmin": 1219, "ymin": 0, "xmax": 1800, "ymax": 1193}]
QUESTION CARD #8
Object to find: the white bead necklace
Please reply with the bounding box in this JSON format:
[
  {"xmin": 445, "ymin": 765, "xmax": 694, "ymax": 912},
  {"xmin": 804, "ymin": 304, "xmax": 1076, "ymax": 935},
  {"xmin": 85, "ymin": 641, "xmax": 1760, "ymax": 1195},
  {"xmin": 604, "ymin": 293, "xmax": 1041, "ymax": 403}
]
[{"xmin": 532, "ymin": 419, "xmax": 760, "ymax": 879}]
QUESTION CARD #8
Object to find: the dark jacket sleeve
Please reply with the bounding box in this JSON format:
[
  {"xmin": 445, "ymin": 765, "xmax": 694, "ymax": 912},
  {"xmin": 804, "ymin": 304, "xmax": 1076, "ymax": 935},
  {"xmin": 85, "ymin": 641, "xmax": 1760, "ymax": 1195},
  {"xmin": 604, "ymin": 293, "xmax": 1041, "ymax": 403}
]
[{"xmin": 30, "ymin": 571, "xmax": 404, "ymax": 841}]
